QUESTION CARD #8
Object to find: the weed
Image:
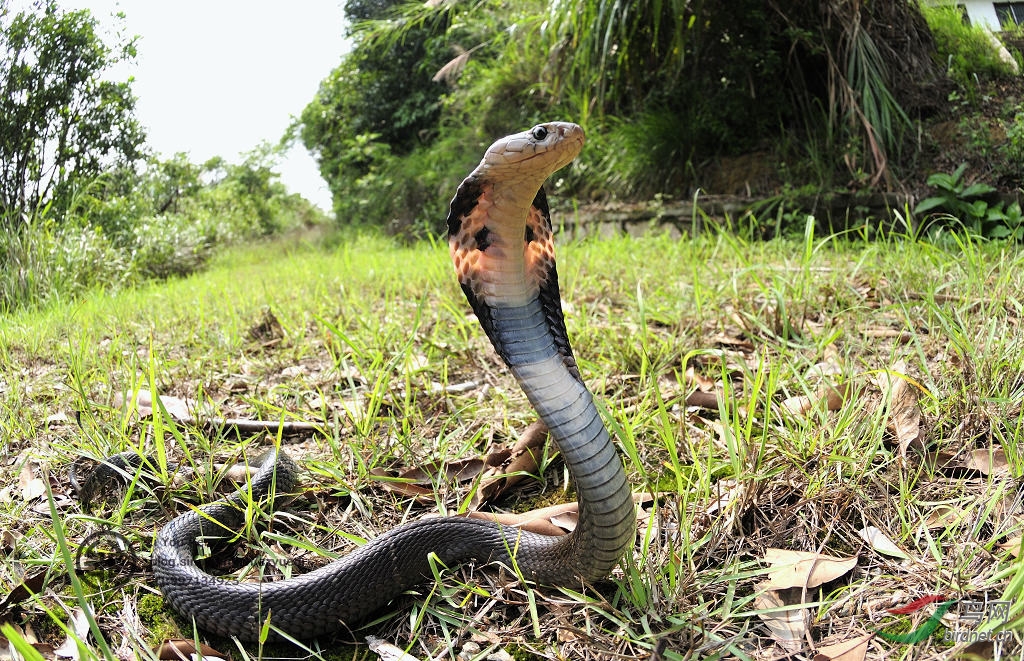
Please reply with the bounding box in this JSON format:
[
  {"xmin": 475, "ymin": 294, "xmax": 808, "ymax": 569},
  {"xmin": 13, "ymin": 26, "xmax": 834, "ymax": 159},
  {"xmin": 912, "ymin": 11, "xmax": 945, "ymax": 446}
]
[{"xmin": 913, "ymin": 163, "xmax": 1022, "ymax": 239}]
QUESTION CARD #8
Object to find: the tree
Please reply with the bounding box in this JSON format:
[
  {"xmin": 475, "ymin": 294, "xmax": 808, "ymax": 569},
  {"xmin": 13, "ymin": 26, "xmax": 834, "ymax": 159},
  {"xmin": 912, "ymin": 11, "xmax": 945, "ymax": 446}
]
[
  {"xmin": 299, "ymin": 0, "xmax": 453, "ymax": 216},
  {"xmin": 0, "ymin": 0, "xmax": 145, "ymax": 227}
]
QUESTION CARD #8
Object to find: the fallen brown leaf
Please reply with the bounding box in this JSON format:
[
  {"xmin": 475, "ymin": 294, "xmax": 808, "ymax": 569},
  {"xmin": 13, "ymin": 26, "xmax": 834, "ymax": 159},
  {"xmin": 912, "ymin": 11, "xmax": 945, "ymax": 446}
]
[
  {"xmin": 781, "ymin": 382, "xmax": 851, "ymax": 415},
  {"xmin": 922, "ymin": 505, "xmax": 962, "ymax": 530},
  {"xmin": 368, "ymin": 422, "xmax": 549, "ymax": 508},
  {"xmin": 18, "ymin": 462, "xmax": 45, "ymax": 502},
  {"xmin": 858, "ymin": 526, "xmax": 911, "ymax": 560},
  {"xmin": 966, "ymin": 446, "xmax": 1009, "ymax": 476},
  {"xmin": 114, "ymin": 389, "xmax": 192, "ymax": 422},
  {"xmin": 753, "ymin": 587, "xmax": 806, "ymax": 649},
  {"xmin": 369, "ymin": 455, "xmax": 488, "ymax": 504},
  {"xmin": 814, "ymin": 632, "xmax": 873, "ymax": 661},
  {"xmin": 763, "ymin": 548, "xmax": 858, "ymax": 590},
  {"xmin": 466, "ymin": 501, "xmax": 579, "ymax": 536},
  {"xmin": 156, "ymin": 639, "xmax": 227, "ymax": 660},
  {"xmin": 0, "ymin": 569, "xmax": 47, "ymax": 617},
  {"xmin": 366, "ymin": 635, "xmax": 421, "ymax": 661},
  {"xmin": 470, "ymin": 421, "xmax": 549, "ymax": 509},
  {"xmin": 874, "ymin": 361, "xmax": 925, "ymax": 457},
  {"xmin": 368, "ymin": 468, "xmax": 437, "ymax": 504},
  {"xmin": 861, "ymin": 327, "xmax": 913, "ymax": 343},
  {"xmin": 710, "ymin": 331, "xmax": 756, "ymax": 353},
  {"xmin": 54, "ymin": 607, "xmax": 91, "ymax": 660},
  {"xmin": 1, "ymin": 530, "xmax": 17, "ymax": 554},
  {"xmin": 998, "ymin": 535, "xmax": 1022, "ymax": 557}
]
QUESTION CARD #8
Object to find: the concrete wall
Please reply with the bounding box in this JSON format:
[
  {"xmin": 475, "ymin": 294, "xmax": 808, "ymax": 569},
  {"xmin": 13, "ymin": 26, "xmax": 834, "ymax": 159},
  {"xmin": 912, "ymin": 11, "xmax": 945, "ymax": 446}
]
[{"xmin": 961, "ymin": 1, "xmax": 1002, "ymax": 29}]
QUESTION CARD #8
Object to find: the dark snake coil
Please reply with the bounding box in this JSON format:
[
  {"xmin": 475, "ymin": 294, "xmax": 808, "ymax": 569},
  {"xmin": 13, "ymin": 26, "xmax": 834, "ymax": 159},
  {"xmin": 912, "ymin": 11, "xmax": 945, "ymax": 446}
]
[{"xmin": 152, "ymin": 122, "xmax": 636, "ymax": 641}]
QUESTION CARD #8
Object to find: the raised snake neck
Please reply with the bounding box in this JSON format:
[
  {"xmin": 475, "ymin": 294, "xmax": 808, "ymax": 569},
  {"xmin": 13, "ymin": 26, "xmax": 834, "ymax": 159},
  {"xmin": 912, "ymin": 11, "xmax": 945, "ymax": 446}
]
[{"xmin": 152, "ymin": 122, "xmax": 636, "ymax": 641}]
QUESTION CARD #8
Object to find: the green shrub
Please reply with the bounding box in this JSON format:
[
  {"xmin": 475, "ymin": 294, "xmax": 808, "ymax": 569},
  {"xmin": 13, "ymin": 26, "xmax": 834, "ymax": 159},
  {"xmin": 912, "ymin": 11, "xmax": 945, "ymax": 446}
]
[
  {"xmin": 0, "ymin": 217, "xmax": 131, "ymax": 312},
  {"xmin": 914, "ymin": 163, "xmax": 1022, "ymax": 240},
  {"xmin": 920, "ymin": 2, "xmax": 1016, "ymax": 91}
]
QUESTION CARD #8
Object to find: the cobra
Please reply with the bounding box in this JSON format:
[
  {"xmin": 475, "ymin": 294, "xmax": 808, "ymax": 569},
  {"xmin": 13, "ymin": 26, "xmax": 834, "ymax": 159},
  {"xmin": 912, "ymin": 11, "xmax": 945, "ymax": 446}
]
[{"xmin": 152, "ymin": 122, "xmax": 636, "ymax": 640}]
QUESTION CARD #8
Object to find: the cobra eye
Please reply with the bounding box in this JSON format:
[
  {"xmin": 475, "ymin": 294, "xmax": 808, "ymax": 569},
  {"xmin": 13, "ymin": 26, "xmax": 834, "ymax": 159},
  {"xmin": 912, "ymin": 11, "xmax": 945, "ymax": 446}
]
[{"xmin": 531, "ymin": 126, "xmax": 548, "ymax": 141}]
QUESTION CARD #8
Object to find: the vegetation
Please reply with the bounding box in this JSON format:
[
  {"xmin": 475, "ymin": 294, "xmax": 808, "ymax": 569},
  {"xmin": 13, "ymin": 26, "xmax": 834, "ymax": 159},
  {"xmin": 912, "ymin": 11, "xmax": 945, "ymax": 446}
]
[
  {"xmin": 919, "ymin": 1, "xmax": 1019, "ymax": 92},
  {"xmin": 0, "ymin": 144, "xmax": 324, "ymax": 312},
  {"xmin": 0, "ymin": 0, "xmax": 144, "ymax": 224},
  {"xmin": 1, "ymin": 227, "xmax": 1022, "ymax": 658},
  {"xmin": 2, "ymin": 1, "xmax": 1024, "ymax": 656},
  {"xmin": 300, "ymin": 0, "xmax": 961, "ymax": 232},
  {"xmin": 0, "ymin": 1, "xmax": 325, "ymax": 314},
  {"xmin": 5, "ymin": 0, "xmax": 1024, "ymax": 312}
]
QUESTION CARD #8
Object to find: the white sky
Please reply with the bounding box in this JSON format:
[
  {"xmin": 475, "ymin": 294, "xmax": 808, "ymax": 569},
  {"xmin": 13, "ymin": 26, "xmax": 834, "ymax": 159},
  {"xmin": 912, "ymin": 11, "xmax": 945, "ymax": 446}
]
[{"xmin": 60, "ymin": 1, "xmax": 350, "ymax": 211}]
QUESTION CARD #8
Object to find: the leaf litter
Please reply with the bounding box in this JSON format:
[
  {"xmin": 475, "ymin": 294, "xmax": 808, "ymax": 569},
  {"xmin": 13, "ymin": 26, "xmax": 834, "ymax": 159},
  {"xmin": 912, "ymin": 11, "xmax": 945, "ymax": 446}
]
[{"xmin": 2, "ymin": 239, "xmax": 1024, "ymax": 659}]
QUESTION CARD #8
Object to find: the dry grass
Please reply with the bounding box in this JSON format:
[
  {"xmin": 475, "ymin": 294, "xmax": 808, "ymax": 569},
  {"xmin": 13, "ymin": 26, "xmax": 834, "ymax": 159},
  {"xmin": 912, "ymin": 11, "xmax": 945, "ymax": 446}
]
[{"xmin": 0, "ymin": 226, "xmax": 1022, "ymax": 660}]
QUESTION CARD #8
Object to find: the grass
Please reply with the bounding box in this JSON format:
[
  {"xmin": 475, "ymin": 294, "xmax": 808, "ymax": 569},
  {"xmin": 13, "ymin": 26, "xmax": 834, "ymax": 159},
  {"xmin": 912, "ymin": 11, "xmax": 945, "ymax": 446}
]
[{"xmin": 1, "ymin": 224, "xmax": 1023, "ymax": 660}]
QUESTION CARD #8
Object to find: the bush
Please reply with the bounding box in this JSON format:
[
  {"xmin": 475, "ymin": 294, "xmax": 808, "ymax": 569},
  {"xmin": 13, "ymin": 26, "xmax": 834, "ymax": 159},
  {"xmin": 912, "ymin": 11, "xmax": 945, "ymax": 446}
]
[
  {"xmin": 0, "ymin": 217, "xmax": 131, "ymax": 312},
  {"xmin": 920, "ymin": 2, "xmax": 1017, "ymax": 91}
]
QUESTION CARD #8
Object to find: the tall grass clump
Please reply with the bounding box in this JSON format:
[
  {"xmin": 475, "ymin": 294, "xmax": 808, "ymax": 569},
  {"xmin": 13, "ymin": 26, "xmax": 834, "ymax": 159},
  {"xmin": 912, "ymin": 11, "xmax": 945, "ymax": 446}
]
[{"xmin": 0, "ymin": 216, "xmax": 130, "ymax": 312}]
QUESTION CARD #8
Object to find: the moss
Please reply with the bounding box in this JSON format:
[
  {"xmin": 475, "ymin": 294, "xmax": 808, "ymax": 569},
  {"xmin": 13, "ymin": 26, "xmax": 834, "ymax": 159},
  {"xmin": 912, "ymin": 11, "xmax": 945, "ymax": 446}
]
[{"xmin": 136, "ymin": 594, "xmax": 179, "ymax": 643}]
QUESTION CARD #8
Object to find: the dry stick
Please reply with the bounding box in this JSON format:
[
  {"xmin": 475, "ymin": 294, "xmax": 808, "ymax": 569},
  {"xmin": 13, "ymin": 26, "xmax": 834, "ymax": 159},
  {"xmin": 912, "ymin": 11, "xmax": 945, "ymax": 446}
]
[{"xmin": 186, "ymin": 417, "xmax": 321, "ymax": 436}]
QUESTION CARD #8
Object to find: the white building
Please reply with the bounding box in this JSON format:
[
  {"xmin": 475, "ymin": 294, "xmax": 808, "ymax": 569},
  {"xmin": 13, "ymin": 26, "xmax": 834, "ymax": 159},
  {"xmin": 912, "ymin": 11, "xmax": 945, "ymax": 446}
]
[{"xmin": 957, "ymin": 1, "xmax": 1024, "ymax": 29}]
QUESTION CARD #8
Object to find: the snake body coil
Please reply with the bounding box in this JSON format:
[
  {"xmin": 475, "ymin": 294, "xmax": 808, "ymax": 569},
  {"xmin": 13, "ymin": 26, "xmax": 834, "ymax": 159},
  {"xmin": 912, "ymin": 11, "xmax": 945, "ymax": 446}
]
[{"xmin": 152, "ymin": 122, "xmax": 635, "ymax": 641}]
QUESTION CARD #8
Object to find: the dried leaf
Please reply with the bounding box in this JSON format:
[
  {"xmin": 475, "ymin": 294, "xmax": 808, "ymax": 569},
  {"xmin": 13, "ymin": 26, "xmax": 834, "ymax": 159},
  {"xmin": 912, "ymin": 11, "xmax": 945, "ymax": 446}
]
[
  {"xmin": 814, "ymin": 632, "xmax": 873, "ymax": 661},
  {"xmin": 753, "ymin": 588, "xmax": 806, "ymax": 648},
  {"xmin": 115, "ymin": 389, "xmax": 192, "ymax": 422},
  {"xmin": 467, "ymin": 501, "xmax": 579, "ymax": 536},
  {"xmin": 368, "ymin": 468, "xmax": 437, "ymax": 504},
  {"xmin": 876, "ymin": 364, "xmax": 925, "ymax": 458},
  {"xmin": 1, "ymin": 530, "xmax": 16, "ymax": 554},
  {"xmin": 781, "ymin": 382, "xmax": 850, "ymax": 415},
  {"xmin": 874, "ymin": 361, "xmax": 925, "ymax": 457},
  {"xmin": 763, "ymin": 548, "xmax": 858, "ymax": 589},
  {"xmin": 922, "ymin": 505, "xmax": 961, "ymax": 529},
  {"xmin": 0, "ymin": 569, "xmax": 47, "ymax": 617},
  {"xmin": 685, "ymin": 365, "xmax": 717, "ymax": 392},
  {"xmin": 18, "ymin": 462, "xmax": 45, "ymax": 501},
  {"xmin": 367, "ymin": 422, "xmax": 548, "ymax": 508},
  {"xmin": 861, "ymin": 327, "xmax": 913, "ymax": 343},
  {"xmin": 998, "ymin": 535, "xmax": 1022, "ymax": 557},
  {"xmin": 155, "ymin": 639, "xmax": 227, "ymax": 660},
  {"xmin": 804, "ymin": 359, "xmax": 844, "ymax": 378},
  {"xmin": 367, "ymin": 635, "xmax": 422, "ymax": 661},
  {"xmin": 710, "ymin": 332, "xmax": 755, "ymax": 352},
  {"xmin": 45, "ymin": 412, "xmax": 71, "ymax": 426},
  {"xmin": 54, "ymin": 607, "xmax": 91, "ymax": 659},
  {"xmin": 549, "ymin": 510, "xmax": 578, "ymax": 533},
  {"xmin": 858, "ymin": 526, "xmax": 911, "ymax": 559},
  {"xmin": 966, "ymin": 447, "xmax": 1009, "ymax": 476},
  {"xmin": 470, "ymin": 421, "xmax": 549, "ymax": 508},
  {"xmin": 369, "ymin": 453, "xmax": 489, "ymax": 504}
]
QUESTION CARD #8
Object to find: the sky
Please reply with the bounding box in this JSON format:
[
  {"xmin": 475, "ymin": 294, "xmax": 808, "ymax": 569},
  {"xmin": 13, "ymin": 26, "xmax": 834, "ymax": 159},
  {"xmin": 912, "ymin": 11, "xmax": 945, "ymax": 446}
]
[{"xmin": 59, "ymin": 1, "xmax": 351, "ymax": 211}]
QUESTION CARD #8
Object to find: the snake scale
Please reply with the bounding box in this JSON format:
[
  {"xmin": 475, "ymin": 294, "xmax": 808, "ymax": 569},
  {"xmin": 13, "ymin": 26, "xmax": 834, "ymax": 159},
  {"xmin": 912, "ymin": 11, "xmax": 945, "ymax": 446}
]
[{"xmin": 152, "ymin": 122, "xmax": 636, "ymax": 641}]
